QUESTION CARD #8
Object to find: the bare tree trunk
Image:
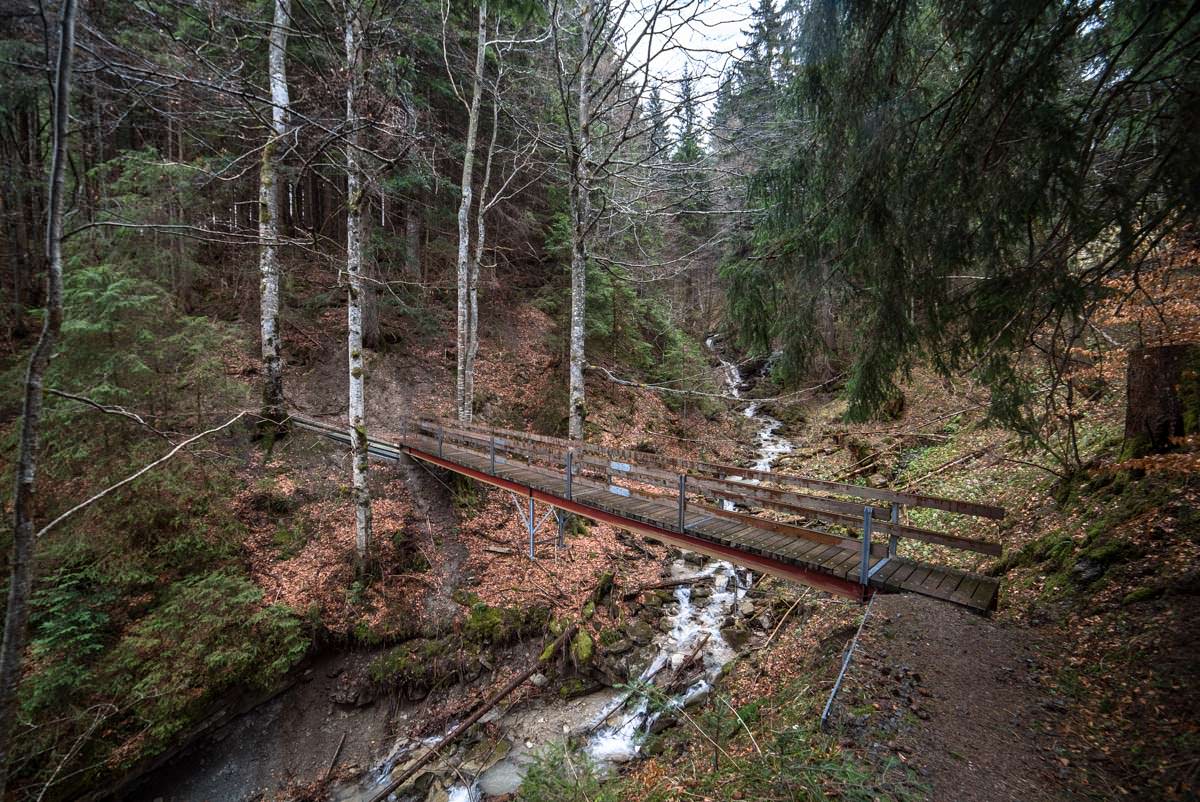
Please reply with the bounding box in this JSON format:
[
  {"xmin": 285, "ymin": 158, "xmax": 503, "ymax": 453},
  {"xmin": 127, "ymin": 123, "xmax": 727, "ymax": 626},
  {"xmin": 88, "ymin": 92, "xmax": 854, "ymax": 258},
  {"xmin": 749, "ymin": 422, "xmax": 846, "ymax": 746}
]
[
  {"xmin": 466, "ymin": 91, "xmax": 500, "ymax": 423},
  {"xmin": 567, "ymin": 0, "xmax": 592, "ymax": 441},
  {"xmin": 405, "ymin": 197, "xmax": 421, "ymax": 279},
  {"xmin": 344, "ymin": 1, "xmax": 372, "ymax": 573},
  {"xmin": 1123, "ymin": 343, "xmax": 1200, "ymax": 457},
  {"xmin": 455, "ymin": 0, "xmax": 487, "ymax": 423},
  {"xmin": 0, "ymin": 1, "xmax": 76, "ymax": 795},
  {"xmin": 258, "ymin": 0, "xmax": 291, "ymax": 438}
]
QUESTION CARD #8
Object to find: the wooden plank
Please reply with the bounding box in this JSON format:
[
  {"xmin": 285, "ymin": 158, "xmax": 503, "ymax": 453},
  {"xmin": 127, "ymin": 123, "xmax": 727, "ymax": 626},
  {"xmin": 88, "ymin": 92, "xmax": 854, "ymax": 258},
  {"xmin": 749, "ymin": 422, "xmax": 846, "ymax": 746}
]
[
  {"xmin": 970, "ymin": 579, "xmax": 998, "ymax": 611},
  {"xmin": 869, "ymin": 558, "xmax": 906, "ymax": 586},
  {"xmin": 949, "ymin": 577, "xmax": 980, "ymax": 607},
  {"xmin": 937, "ymin": 570, "xmax": 966, "ymax": 595},
  {"xmin": 883, "ymin": 560, "xmax": 919, "ymax": 588},
  {"xmin": 900, "ymin": 566, "xmax": 933, "ymax": 590},
  {"xmin": 802, "ymin": 544, "xmax": 841, "ymax": 567}
]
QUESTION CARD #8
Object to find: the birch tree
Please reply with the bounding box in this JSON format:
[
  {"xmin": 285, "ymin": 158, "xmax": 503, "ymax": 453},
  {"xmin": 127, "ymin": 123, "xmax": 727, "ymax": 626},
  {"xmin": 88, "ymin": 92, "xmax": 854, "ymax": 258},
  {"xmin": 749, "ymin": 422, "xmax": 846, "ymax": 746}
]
[
  {"xmin": 0, "ymin": 0, "xmax": 76, "ymax": 794},
  {"xmin": 344, "ymin": 0, "xmax": 372, "ymax": 571},
  {"xmin": 259, "ymin": 0, "xmax": 291, "ymax": 437},
  {"xmin": 549, "ymin": 0, "xmax": 719, "ymax": 439},
  {"xmin": 454, "ymin": 0, "xmax": 488, "ymax": 422}
]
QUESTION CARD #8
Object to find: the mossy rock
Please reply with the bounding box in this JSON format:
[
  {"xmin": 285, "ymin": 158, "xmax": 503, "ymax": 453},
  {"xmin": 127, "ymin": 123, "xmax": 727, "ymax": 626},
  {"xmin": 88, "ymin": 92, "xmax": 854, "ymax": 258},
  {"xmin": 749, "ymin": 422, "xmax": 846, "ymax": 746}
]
[
  {"xmin": 570, "ymin": 630, "xmax": 594, "ymax": 665},
  {"xmin": 462, "ymin": 601, "xmax": 549, "ymax": 645},
  {"xmin": 1122, "ymin": 586, "xmax": 1163, "ymax": 605},
  {"xmin": 598, "ymin": 627, "xmax": 622, "ymax": 646},
  {"xmin": 558, "ymin": 676, "xmax": 601, "ymax": 699}
]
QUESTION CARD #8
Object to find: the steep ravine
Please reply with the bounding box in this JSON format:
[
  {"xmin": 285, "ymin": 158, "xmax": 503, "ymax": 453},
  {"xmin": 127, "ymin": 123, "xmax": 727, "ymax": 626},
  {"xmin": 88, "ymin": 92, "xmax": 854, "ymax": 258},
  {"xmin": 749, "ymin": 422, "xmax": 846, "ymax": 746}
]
[
  {"xmin": 130, "ymin": 341, "xmax": 787, "ymax": 802},
  {"xmin": 340, "ymin": 339, "xmax": 793, "ymax": 801}
]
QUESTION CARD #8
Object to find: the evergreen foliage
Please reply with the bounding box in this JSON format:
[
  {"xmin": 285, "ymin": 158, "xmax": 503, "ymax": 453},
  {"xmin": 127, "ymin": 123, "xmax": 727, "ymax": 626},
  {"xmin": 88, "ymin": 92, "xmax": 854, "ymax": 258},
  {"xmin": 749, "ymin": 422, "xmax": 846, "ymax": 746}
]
[{"xmin": 729, "ymin": 0, "xmax": 1199, "ymax": 424}]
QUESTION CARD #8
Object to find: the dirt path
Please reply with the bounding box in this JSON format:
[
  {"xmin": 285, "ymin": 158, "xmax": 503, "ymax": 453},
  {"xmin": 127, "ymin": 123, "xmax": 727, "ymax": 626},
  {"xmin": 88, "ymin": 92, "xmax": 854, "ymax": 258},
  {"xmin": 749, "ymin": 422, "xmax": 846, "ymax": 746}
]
[
  {"xmin": 833, "ymin": 594, "xmax": 1069, "ymax": 802},
  {"xmin": 400, "ymin": 455, "xmax": 468, "ymax": 622}
]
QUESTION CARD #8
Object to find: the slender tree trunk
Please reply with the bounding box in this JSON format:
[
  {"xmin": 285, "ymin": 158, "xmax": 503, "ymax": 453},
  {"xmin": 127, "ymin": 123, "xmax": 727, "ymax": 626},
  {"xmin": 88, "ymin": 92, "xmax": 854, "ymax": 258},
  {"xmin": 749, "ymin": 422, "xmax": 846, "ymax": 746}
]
[
  {"xmin": 0, "ymin": 2, "xmax": 76, "ymax": 795},
  {"xmin": 405, "ymin": 197, "xmax": 421, "ymax": 279},
  {"xmin": 466, "ymin": 93, "xmax": 499, "ymax": 421},
  {"xmin": 4, "ymin": 171, "xmax": 25, "ymax": 339},
  {"xmin": 345, "ymin": 1, "xmax": 372, "ymax": 572},
  {"xmin": 258, "ymin": 0, "xmax": 291, "ymax": 438},
  {"xmin": 455, "ymin": 0, "xmax": 487, "ymax": 423},
  {"xmin": 567, "ymin": 0, "xmax": 592, "ymax": 441}
]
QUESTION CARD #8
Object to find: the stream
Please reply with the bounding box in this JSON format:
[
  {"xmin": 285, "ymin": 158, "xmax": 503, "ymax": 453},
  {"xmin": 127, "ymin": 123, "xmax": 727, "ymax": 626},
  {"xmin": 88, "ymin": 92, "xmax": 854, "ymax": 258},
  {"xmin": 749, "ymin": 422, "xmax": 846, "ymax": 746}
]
[{"xmin": 347, "ymin": 337, "xmax": 794, "ymax": 802}]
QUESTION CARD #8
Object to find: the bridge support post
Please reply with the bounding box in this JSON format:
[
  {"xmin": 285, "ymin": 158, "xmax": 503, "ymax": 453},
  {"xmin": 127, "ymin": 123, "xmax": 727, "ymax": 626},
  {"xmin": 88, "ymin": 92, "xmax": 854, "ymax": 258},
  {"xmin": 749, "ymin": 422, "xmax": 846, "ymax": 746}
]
[
  {"xmin": 528, "ymin": 494, "xmax": 535, "ymax": 559},
  {"xmin": 677, "ymin": 474, "xmax": 687, "ymax": 532},
  {"xmin": 555, "ymin": 509, "xmax": 566, "ymax": 548},
  {"xmin": 888, "ymin": 505, "xmax": 899, "ymax": 557},
  {"xmin": 860, "ymin": 507, "xmax": 873, "ymax": 586},
  {"xmin": 565, "ymin": 449, "xmax": 573, "ymax": 500},
  {"xmin": 490, "ymin": 434, "xmax": 496, "ymax": 473}
]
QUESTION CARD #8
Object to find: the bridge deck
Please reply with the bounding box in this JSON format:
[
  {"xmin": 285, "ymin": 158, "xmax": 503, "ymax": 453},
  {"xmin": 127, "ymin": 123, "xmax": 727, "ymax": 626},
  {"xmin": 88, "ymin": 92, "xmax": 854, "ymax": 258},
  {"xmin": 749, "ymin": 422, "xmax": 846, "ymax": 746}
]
[
  {"xmin": 425, "ymin": 440, "xmax": 999, "ymax": 612},
  {"xmin": 294, "ymin": 417, "xmax": 1000, "ymax": 613}
]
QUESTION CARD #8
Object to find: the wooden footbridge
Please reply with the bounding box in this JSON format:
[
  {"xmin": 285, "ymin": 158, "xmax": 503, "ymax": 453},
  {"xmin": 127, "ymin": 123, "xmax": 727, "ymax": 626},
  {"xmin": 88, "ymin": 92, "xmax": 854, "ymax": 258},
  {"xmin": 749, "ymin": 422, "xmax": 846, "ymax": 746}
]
[{"xmin": 294, "ymin": 416, "xmax": 1005, "ymax": 613}]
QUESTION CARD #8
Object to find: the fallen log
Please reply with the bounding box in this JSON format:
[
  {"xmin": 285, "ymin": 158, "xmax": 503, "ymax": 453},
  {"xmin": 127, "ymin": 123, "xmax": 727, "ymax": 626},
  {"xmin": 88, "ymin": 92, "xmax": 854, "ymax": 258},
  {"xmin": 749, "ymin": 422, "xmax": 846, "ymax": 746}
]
[
  {"xmin": 366, "ymin": 622, "xmax": 579, "ymax": 802},
  {"xmin": 620, "ymin": 577, "xmax": 694, "ymax": 600}
]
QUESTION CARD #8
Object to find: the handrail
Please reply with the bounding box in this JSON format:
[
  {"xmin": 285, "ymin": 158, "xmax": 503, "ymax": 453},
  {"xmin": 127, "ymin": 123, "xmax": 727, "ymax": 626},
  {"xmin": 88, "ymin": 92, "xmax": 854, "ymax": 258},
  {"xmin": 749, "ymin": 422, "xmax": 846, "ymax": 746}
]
[
  {"xmin": 402, "ymin": 417, "xmax": 1002, "ymax": 557},
  {"xmin": 295, "ymin": 416, "xmax": 1002, "ymax": 557},
  {"xmin": 416, "ymin": 416, "xmax": 1004, "ymax": 520}
]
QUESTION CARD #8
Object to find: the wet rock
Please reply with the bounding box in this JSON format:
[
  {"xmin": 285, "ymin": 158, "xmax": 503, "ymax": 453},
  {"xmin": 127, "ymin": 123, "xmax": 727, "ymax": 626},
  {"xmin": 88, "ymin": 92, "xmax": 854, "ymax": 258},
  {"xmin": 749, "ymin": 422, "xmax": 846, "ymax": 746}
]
[
  {"xmin": 461, "ymin": 737, "xmax": 511, "ymax": 774},
  {"xmin": 683, "ymin": 686, "xmax": 711, "ymax": 709},
  {"xmin": 1071, "ymin": 557, "xmax": 1106, "ymax": 585},
  {"xmin": 692, "ymin": 586, "xmax": 712, "ymax": 602},
  {"xmin": 558, "ymin": 677, "xmax": 602, "ymax": 699},
  {"xmin": 529, "ymin": 672, "xmax": 549, "ymax": 688},
  {"xmin": 606, "ymin": 638, "xmax": 632, "ymax": 655},
  {"xmin": 738, "ymin": 599, "xmax": 756, "ymax": 617},
  {"xmin": 648, "ymin": 713, "xmax": 677, "ymax": 735},
  {"xmin": 720, "ymin": 623, "xmax": 751, "ymax": 650},
  {"xmin": 682, "ymin": 551, "xmax": 708, "ymax": 566},
  {"xmin": 625, "ymin": 620, "xmax": 655, "ymax": 646},
  {"xmin": 391, "ymin": 765, "xmax": 437, "ymax": 797}
]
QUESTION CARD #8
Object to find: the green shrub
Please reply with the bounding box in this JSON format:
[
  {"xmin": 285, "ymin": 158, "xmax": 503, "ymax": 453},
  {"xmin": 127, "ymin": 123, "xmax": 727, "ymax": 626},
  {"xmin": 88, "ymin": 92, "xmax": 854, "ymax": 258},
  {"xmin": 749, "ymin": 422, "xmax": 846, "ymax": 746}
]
[
  {"xmin": 518, "ymin": 741, "xmax": 617, "ymax": 802},
  {"xmin": 100, "ymin": 571, "xmax": 308, "ymax": 763}
]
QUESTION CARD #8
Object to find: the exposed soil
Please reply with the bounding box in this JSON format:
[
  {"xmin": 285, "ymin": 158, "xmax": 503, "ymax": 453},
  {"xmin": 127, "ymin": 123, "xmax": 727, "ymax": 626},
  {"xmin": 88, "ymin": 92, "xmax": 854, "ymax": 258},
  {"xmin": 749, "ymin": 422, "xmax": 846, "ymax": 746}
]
[
  {"xmin": 126, "ymin": 650, "xmax": 395, "ymax": 802},
  {"xmin": 833, "ymin": 594, "xmax": 1069, "ymax": 802},
  {"xmin": 398, "ymin": 455, "xmax": 469, "ymax": 622}
]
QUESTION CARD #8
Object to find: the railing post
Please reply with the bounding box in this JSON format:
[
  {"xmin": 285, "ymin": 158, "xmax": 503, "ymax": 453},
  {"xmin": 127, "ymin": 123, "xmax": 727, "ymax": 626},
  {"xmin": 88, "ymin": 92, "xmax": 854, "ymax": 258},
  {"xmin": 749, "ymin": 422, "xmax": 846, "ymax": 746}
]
[
  {"xmin": 490, "ymin": 433, "xmax": 496, "ymax": 473},
  {"xmin": 565, "ymin": 449, "xmax": 573, "ymax": 500},
  {"xmin": 889, "ymin": 504, "xmax": 899, "ymax": 557},
  {"xmin": 860, "ymin": 506, "xmax": 873, "ymax": 586},
  {"xmin": 438, "ymin": 425, "xmax": 444, "ymax": 458},
  {"xmin": 677, "ymin": 474, "xmax": 687, "ymax": 532}
]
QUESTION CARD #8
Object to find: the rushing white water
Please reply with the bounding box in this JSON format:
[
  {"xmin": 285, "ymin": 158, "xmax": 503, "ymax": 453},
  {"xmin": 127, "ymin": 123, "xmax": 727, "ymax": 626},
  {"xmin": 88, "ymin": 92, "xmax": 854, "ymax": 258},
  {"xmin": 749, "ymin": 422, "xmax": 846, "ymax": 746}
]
[
  {"xmin": 706, "ymin": 334, "xmax": 794, "ymax": 478},
  {"xmin": 584, "ymin": 558, "xmax": 748, "ymax": 766},
  {"xmin": 580, "ymin": 337, "xmax": 795, "ymax": 767}
]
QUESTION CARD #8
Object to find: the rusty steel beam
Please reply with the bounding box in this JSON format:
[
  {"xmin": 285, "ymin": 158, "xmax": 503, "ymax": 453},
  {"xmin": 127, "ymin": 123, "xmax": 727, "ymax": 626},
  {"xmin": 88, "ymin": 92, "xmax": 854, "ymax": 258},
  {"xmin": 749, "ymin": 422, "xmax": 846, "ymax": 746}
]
[{"xmin": 403, "ymin": 444, "xmax": 870, "ymax": 603}]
